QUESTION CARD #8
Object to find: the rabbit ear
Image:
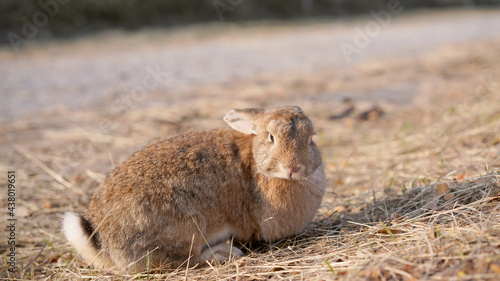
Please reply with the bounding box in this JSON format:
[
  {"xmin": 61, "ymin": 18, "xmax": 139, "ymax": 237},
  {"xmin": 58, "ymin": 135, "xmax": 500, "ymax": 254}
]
[{"xmin": 224, "ymin": 108, "xmax": 264, "ymax": 135}]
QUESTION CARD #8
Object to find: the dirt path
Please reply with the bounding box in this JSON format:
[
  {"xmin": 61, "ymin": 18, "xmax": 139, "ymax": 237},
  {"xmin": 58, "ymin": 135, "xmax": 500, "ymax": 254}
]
[{"xmin": 1, "ymin": 9, "xmax": 500, "ymax": 121}]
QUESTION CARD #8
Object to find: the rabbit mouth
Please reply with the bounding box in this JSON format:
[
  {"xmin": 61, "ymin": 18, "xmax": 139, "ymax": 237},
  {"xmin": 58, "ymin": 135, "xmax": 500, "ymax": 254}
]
[
  {"xmin": 273, "ymin": 173, "xmax": 302, "ymax": 181},
  {"xmin": 277, "ymin": 163, "xmax": 305, "ymax": 180},
  {"xmin": 259, "ymin": 168, "xmax": 302, "ymax": 181},
  {"xmin": 257, "ymin": 163, "xmax": 306, "ymax": 181}
]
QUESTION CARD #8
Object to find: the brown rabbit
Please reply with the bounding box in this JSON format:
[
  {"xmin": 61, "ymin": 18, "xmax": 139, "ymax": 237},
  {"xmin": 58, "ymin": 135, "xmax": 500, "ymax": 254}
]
[{"xmin": 62, "ymin": 106, "xmax": 326, "ymax": 273}]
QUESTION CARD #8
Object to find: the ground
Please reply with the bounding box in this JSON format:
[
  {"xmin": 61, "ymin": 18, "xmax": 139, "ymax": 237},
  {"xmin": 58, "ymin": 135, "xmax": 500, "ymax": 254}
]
[{"xmin": 1, "ymin": 10, "xmax": 500, "ymax": 280}]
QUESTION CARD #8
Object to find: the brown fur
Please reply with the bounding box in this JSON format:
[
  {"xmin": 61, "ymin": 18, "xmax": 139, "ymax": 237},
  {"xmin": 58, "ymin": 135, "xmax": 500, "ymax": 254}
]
[{"xmin": 63, "ymin": 106, "xmax": 326, "ymax": 273}]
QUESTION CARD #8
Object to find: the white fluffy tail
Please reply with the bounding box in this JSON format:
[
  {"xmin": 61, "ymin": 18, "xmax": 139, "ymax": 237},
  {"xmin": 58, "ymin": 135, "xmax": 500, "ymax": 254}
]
[{"xmin": 62, "ymin": 212, "xmax": 114, "ymax": 269}]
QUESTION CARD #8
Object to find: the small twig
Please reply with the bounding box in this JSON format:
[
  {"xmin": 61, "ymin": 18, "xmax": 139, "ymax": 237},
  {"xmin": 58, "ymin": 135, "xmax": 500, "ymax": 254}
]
[
  {"xmin": 12, "ymin": 144, "xmax": 85, "ymax": 196},
  {"xmin": 185, "ymin": 234, "xmax": 195, "ymax": 281},
  {"xmin": 20, "ymin": 242, "xmax": 47, "ymax": 271},
  {"xmin": 383, "ymin": 265, "xmax": 415, "ymax": 280}
]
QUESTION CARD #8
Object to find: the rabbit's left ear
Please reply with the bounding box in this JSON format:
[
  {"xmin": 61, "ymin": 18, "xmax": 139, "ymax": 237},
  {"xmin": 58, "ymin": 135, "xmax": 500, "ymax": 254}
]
[{"xmin": 224, "ymin": 108, "xmax": 264, "ymax": 135}]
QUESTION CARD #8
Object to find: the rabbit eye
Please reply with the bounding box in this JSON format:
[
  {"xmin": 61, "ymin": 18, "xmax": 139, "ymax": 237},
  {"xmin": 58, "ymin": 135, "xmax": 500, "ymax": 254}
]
[{"xmin": 269, "ymin": 133, "xmax": 275, "ymax": 144}]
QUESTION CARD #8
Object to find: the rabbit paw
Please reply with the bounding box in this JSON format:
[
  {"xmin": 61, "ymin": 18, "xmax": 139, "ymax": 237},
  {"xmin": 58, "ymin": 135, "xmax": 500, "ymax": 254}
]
[{"xmin": 200, "ymin": 243, "xmax": 243, "ymax": 264}]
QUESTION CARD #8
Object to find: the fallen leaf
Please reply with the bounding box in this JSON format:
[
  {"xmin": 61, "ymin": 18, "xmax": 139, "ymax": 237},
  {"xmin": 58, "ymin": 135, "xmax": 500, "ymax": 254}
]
[
  {"xmin": 444, "ymin": 192, "xmax": 454, "ymax": 201},
  {"xmin": 335, "ymin": 270, "xmax": 347, "ymax": 276},
  {"xmin": 489, "ymin": 263, "xmax": 500, "ymax": 273},
  {"xmin": 344, "ymin": 119, "xmax": 355, "ymax": 129},
  {"xmin": 377, "ymin": 228, "xmax": 402, "ymax": 234},
  {"xmin": 456, "ymin": 173, "xmax": 465, "ymax": 180},
  {"xmin": 49, "ymin": 255, "xmax": 61, "ymax": 263},
  {"xmin": 370, "ymin": 268, "xmax": 381, "ymax": 279},
  {"xmin": 437, "ymin": 183, "xmax": 449, "ymax": 195},
  {"xmin": 437, "ymin": 183, "xmax": 454, "ymax": 201},
  {"xmin": 235, "ymin": 259, "xmax": 245, "ymax": 267},
  {"xmin": 357, "ymin": 106, "xmax": 384, "ymax": 121},
  {"xmin": 42, "ymin": 199, "xmax": 53, "ymax": 209},
  {"xmin": 336, "ymin": 177, "xmax": 344, "ymax": 185},
  {"xmin": 457, "ymin": 270, "xmax": 467, "ymax": 278},
  {"xmin": 428, "ymin": 225, "xmax": 436, "ymax": 240},
  {"xmin": 401, "ymin": 264, "xmax": 414, "ymax": 272},
  {"xmin": 393, "ymin": 214, "xmax": 403, "ymax": 220},
  {"xmin": 333, "ymin": 206, "xmax": 347, "ymax": 213}
]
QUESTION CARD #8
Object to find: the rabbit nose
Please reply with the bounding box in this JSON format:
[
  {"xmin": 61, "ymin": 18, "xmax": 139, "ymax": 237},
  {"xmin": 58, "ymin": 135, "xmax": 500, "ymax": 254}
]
[{"xmin": 287, "ymin": 166, "xmax": 301, "ymax": 178}]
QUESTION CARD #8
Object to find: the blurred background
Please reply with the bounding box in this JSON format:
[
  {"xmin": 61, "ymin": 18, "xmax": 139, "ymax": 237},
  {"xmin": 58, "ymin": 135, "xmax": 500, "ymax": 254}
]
[
  {"xmin": 1, "ymin": 0, "xmax": 499, "ymax": 40},
  {"xmin": 1, "ymin": 0, "xmax": 500, "ymax": 122}
]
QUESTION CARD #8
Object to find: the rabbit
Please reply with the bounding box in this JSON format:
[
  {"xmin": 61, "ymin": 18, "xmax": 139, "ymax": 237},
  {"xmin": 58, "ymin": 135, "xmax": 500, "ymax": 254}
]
[{"xmin": 62, "ymin": 106, "xmax": 326, "ymax": 273}]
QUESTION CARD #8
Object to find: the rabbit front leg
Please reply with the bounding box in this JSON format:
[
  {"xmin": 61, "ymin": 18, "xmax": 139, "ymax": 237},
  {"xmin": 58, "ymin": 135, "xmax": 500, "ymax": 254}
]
[{"xmin": 198, "ymin": 223, "xmax": 244, "ymax": 265}]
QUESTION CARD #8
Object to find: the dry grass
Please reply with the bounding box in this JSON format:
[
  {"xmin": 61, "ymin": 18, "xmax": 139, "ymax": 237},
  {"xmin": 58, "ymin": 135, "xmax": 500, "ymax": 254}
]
[{"xmin": 1, "ymin": 36, "xmax": 499, "ymax": 280}]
